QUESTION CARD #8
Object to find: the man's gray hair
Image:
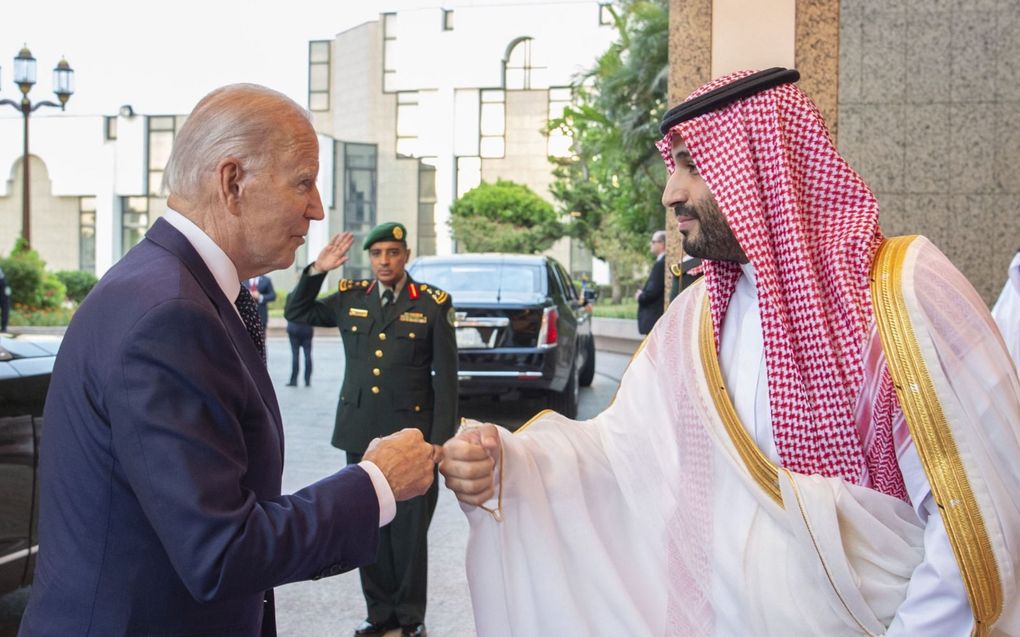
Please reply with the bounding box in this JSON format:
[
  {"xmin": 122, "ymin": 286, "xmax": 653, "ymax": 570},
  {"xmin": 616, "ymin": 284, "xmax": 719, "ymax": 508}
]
[
  {"xmin": 163, "ymin": 83, "xmax": 311, "ymax": 199},
  {"xmin": 652, "ymin": 230, "xmax": 667, "ymax": 243}
]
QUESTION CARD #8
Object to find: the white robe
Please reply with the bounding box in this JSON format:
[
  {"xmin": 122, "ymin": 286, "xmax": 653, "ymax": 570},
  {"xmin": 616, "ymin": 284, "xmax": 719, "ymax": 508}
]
[
  {"xmin": 992, "ymin": 250, "xmax": 1020, "ymax": 370},
  {"xmin": 462, "ymin": 237, "xmax": 1020, "ymax": 636}
]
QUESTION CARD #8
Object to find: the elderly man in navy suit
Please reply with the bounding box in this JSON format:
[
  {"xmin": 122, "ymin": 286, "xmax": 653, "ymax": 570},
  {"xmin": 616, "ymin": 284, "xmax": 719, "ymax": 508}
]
[{"xmin": 18, "ymin": 84, "xmax": 439, "ymax": 637}]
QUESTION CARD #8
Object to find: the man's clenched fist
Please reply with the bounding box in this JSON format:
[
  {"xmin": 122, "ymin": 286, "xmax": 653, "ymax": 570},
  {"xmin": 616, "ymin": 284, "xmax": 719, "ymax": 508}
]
[{"xmin": 363, "ymin": 428, "xmax": 441, "ymax": 501}]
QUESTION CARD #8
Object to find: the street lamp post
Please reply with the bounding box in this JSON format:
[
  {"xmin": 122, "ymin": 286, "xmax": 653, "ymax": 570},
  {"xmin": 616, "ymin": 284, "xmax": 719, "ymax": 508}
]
[{"xmin": 0, "ymin": 46, "xmax": 75, "ymax": 248}]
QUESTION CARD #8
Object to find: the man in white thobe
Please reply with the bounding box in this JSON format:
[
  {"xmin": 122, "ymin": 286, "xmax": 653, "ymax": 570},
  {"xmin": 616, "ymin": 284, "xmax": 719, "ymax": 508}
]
[{"xmin": 440, "ymin": 68, "xmax": 1020, "ymax": 636}]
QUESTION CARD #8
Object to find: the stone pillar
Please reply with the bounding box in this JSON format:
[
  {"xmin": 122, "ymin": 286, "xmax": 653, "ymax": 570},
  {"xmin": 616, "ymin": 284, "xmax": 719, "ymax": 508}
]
[
  {"xmin": 663, "ymin": 0, "xmax": 841, "ymax": 304},
  {"xmin": 664, "ymin": 0, "xmax": 713, "ymax": 306}
]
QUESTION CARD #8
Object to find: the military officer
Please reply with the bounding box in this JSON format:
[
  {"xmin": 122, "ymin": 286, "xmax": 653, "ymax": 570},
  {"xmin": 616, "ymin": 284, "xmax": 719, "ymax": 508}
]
[
  {"xmin": 668, "ymin": 254, "xmax": 703, "ymax": 301},
  {"xmin": 285, "ymin": 222, "xmax": 457, "ymax": 637}
]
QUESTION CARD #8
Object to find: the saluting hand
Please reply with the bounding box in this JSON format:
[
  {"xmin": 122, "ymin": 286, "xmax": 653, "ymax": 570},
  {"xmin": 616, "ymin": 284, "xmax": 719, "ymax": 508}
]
[
  {"xmin": 439, "ymin": 423, "xmax": 501, "ymax": 506},
  {"xmin": 313, "ymin": 231, "xmax": 355, "ymax": 272},
  {"xmin": 363, "ymin": 428, "xmax": 440, "ymax": 501}
]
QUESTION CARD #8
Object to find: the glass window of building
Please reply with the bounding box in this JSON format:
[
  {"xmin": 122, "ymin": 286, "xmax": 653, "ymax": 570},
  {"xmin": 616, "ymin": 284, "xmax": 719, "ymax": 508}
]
[
  {"xmin": 121, "ymin": 196, "xmax": 149, "ymax": 257},
  {"xmin": 479, "ymin": 90, "xmax": 505, "ymax": 158},
  {"xmin": 396, "ymin": 91, "xmax": 420, "ymax": 157},
  {"xmin": 383, "ymin": 13, "xmax": 397, "ymax": 92},
  {"xmin": 147, "ymin": 116, "xmax": 176, "ymax": 196},
  {"xmin": 504, "ymin": 37, "xmax": 532, "ymax": 90},
  {"xmin": 442, "ymin": 9, "xmax": 454, "ymax": 31},
  {"xmin": 418, "ymin": 157, "xmax": 437, "ymax": 256},
  {"xmin": 503, "ymin": 37, "xmax": 548, "ymax": 90},
  {"xmin": 79, "ymin": 196, "xmax": 96, "ymax": 273},
  {"xmin": 455, "ymin": 156, "xmax": 482, "ymax": 199},
  {"xmin": 308, "ymin": 40, "xmax": 331, "ymax": 112},
  {"xmin": 104, "ymin": 116, "xmax": 117, "ymax": 141},
  {"xmin": 547, "ymin": 86, "xmax": 573, "ymax": 158},
  {"xmin": 344, "ymin": 143, "xmax": 378, "ymax": 279},
  {"xmin": 599, "ymin": 3, "xmax": 613, "ymax": 25}
]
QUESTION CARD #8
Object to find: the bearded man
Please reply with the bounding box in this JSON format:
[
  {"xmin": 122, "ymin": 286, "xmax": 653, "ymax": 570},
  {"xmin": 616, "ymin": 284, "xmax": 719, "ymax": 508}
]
[{"xmin": 440, "ymin": 69, "xmax": 1020, "ymax": 636}]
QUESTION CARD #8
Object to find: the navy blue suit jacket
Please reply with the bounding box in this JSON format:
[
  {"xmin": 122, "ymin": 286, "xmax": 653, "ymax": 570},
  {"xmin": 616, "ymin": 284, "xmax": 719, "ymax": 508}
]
[
  {"xmin": 637, "ymin": 255, "xmax": 666, "ymax": 335},
  {"xmin": 20, "ymin": 219, "xmax": 380, "ymax": 637}
]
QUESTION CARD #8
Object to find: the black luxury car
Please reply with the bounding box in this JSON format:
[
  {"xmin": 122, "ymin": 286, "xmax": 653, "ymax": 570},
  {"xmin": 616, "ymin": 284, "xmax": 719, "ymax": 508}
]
[
  {"xmin": 408, "ymin": 254, "xmax": 595, "ymax": 418},
  {"xmin": 0, "ymin": 333, "xmax": 59, "ymax": 596}
]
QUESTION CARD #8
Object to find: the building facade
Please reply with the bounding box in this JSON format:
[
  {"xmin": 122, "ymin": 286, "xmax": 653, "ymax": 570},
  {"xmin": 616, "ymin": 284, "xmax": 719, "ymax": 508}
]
[
  {"xmin": 0, "ymin": 104, "xmax": 410, "ymax": 295},
  {"xmin": 0, "ymin": 1, "xmax": 615, "ymax": 295},
  {"xmin": 666, "ymin": 0, "xmax": 1020, "ymax": 304},
  {"xmin": 307, "ymin": 2, "xmax": 616, "ymax": 280}
]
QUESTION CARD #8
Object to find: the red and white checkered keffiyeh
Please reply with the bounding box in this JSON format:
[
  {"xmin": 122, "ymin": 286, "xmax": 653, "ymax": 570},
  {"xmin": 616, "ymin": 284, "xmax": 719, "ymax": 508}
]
[{"xmin": 657, "ymin": 70, "xmax": 906, "ymax": 498}]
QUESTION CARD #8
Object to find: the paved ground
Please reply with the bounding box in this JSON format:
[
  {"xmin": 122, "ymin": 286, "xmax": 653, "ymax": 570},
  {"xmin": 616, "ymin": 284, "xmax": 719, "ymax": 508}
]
[{"xmin": 0, "ymin": 337, "xmax": 632, "ymax": 637}]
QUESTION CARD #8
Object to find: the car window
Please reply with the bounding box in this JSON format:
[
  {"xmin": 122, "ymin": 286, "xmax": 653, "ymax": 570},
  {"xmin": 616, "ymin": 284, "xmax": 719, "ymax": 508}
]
[
  {"xmin": 412, "ymin": 263, "xmax": 545, "ymax": 296},
  {"xmin": 546, "ymin": 266, "xmax": 563, "ymax": 299},
  {"xmin": 556, "ymin": 263, "xmax": 578, "ymax": 301}
]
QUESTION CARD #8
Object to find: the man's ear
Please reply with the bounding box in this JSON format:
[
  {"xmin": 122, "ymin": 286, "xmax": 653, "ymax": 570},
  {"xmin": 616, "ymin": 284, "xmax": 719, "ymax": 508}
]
[{"xmin": 217, "ymin": 157, "xmax": 244, "ymax": 216}]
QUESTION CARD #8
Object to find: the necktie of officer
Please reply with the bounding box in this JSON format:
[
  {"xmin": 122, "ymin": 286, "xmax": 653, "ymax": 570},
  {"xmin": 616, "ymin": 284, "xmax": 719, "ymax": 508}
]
[
  {"xmin": 381, "ymin": 288, "xmax": 395, "ymax": 320},
  {"xmin": 235, "ymin": 284, "xmax": 266, "ymax": 363}
]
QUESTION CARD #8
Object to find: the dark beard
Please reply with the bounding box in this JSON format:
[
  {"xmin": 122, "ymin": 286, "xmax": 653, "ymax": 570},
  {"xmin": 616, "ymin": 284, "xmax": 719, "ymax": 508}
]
[{"xmin": 675, "ymin": 198, "xmax": 747, "ymax": 263}]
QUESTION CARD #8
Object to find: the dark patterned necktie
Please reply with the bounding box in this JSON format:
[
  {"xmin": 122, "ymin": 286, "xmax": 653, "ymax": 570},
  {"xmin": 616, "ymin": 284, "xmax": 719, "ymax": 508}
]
[
  {"xmin": 381, "ymin": 288, "xmax": 395, "ymax": 320},
  {"xmin": 235, "ymin": 284, "xmax": 266, "ymax": 363}
]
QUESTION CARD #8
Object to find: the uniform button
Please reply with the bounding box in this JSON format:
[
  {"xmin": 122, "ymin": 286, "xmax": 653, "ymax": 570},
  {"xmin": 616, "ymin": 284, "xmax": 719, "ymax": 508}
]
[
  {"xmin": 375, "ymin": 349, "xmax": 384, "ymax": 358},
  {"xmin": 371, "ymin": 386, "xmax": 380, "ymax": 394},
  {"xmin": 379, "ymin": 333, "xmax": 387, "ymax": 341},
  {"xmin": 414, "ymin": 405, "xmax": 421, "ymax": 412},
  {"xmin": 352, "ymin": 326, "xmax": 358, "ymax": 332},
  {"xmin": 372, "ymin": 368, "xmax": 381, "ymax": 377},
  {"xmin": 409, "ymin": 332, "xmax": 416, "ymax": 339}
]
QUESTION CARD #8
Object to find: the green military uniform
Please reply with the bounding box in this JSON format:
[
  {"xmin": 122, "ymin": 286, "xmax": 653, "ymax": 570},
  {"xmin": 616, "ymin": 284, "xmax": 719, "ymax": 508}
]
[
  {"xmin": 669, "ymin": 256, "xmax": 704, "ymax": 301},
  {"xmin": 285, "ymin": 271, "xmax": 457, "ymax": 452},
  {"xmin": 284, "ymin": 222, "xmax": 457, "ymax": 631}
]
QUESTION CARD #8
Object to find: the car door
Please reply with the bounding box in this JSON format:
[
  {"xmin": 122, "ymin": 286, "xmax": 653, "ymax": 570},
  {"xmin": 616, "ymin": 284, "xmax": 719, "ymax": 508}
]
[
  {"xmin": 0, "ymin": 359, "xmax": 42, "ymax": 594},
  {"xmin": 546, "ymin": 261, "xmax": 578, "ymax": 379}
]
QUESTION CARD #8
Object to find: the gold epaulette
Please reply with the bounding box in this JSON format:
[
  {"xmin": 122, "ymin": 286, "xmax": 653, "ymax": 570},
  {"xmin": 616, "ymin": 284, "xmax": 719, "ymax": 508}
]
[
  {"xmin": 670, "ymin": 263, "xmax": 682, "ymax": 277},
  {"xmin": 421, "ymin": 283, "xmax": 448, "ymax": 305},
  {"xmin": 338, "ymin": 279, "xmax": 371, "ymax": 293}
]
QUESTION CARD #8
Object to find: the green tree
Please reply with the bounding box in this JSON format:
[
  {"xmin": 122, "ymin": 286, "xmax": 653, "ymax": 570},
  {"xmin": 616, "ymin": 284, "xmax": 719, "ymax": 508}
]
[
  {"xmin": 548, "ymin": 0, "xmax": 669, "ymax": 302},
  {"xmin": 449, "ymin": 179, "xmax": 564, "ymax": 253}
]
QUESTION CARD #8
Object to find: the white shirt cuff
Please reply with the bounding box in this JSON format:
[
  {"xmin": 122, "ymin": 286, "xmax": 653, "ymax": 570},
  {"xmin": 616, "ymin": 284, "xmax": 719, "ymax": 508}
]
[{"xmin": 359, "ymin": 460, "xmax": 396, "ymax": 527}]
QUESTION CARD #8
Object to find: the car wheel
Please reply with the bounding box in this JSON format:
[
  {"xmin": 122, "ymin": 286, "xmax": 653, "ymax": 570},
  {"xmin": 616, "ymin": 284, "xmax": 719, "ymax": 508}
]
[
  {"xmin": 547, "ymin": 357, "xmax": 579, "ymax": 419},
  {"xmin": 578, "ymin": 337, "xmax": 596, "ymax": 388}
]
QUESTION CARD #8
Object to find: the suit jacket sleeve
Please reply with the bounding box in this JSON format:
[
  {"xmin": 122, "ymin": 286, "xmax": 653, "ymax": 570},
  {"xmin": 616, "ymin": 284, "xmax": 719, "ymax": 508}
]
[
  {"xmin": 107, "ymin": 298, "xmax": 378, "ymax": 602},
  {"xmin": 285, "ymin": 265, "xmax": 338, "ymax": 327},
  {"xmin": 430, "ymin": 296, "xmax": 459, "ymax": 445},
  {"xmin": 260, "ymin": 277, "xmax": 277, "ymax": 305},
  {"xmin": 638, "ymin": 258, "xmax": 666, "ymax": 308}
]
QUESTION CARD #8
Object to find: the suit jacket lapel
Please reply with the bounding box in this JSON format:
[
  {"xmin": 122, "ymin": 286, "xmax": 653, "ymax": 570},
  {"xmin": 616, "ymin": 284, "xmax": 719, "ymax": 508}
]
[{"xmin": 145, "ymin": 219, "xmax": 285, "ymax": 454}]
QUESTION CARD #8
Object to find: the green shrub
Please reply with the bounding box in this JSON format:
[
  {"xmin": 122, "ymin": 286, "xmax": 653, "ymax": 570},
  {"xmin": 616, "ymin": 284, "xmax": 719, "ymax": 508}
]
[
  {"xmin": 449, "ymin": 180, "xmax": 564, "ymax": 253},
  {"xmin": 1, "ymin": 237, "xmax": 45, "ymax": 307},
  {"xmin": 10, "ymin": 304, "xmax": 75, "ymax": 326},
  {"xmin": 38, "ymin": 274, "xmax": 67, "ymax": 309},
  {"xmin": 592, "ymin": 300, "xmax": 638, "ymax": 320},
  {"xmin": 55, "ymin": 270, "xmax": 99, "ymax": 304}
]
